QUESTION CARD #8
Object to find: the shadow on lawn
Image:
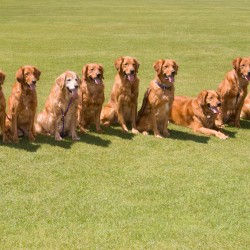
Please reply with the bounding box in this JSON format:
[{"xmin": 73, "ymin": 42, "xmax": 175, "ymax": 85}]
[
  {"xmin": 102, "ymin": 125, "xmax": 135, "ymax": 140},
  {"xmin": 240, "ymin": 119, "xmax": 250, "ymax": 129}
]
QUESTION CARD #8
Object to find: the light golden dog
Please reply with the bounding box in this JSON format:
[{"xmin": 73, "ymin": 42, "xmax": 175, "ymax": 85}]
[
  {"xmin": 217, "ymin": 57, "xmax": 250, "ymax": 127},
  {"xmin": 136, "ymin": 59, "xmax": 178, "ymax": 138},
  {"xmin": 77, "ymin": 63, "xmax": 105, "ymax": 133},
  {"xmin": 100, "ymin": 56, "xmax": 140, "ymax": 134},
  {"xmin": 171, "ymin": 90, "xmax": 228, "ymax": 139},
  {"xmin": 35, "ymin": 71, "xmax": 80, "ymax": 141},
  {"xmin": 240, "ymin": 93, "xmax": 250, "ymax": 120},
  {"xmin": 7, "ymin": 65, "xmax": 41, "ymax": 143},
  {"xmin": 0, "ymin": 70, "xmax": 8, "ymax": 142}
]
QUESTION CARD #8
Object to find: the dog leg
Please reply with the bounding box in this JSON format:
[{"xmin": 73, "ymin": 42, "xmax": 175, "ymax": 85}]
[
  {"xmin": 150, "ymin": 108, "xmax": 162, "ymax": 138},
  {"xmin": 195, "ymin": 127, "xmax": 228, "ymax": 139},
  {"xmin": 131, "ymin": 104, "xmax": 139, "ymax": 135}
]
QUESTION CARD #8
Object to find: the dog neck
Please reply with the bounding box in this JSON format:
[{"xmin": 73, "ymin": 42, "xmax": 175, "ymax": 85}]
[{"xmin": 155, "ymin": 80, "xmax": 172, "ymax": 90}]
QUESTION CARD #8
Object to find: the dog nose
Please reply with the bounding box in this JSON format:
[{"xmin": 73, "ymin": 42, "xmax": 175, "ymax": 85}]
[
  {"xmin": 97, "ymin": 73, "xmax": 101, "ymax": 78},
  {"xmin": 171, "ymin": 70, "xmax": 175, "ymax": 74},
  {"xmin": 248, "ymin": 71, "xmax": 250, "ymax": 76},
  {"xmin": 130, "ymin": 70, "xmax": 135, "ymax": 74},
  {"xmin": 217, "ymin": 102, "xmax": 221, "ymax": 107},
  {"xmin": 32, "ymin": 80, "xmax": 36, "ymax": 84}
]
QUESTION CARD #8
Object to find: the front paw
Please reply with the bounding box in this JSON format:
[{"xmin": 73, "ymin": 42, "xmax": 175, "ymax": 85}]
[
  {"xmin": 131, "ymin": 128, "xmax": 140, "ymax": 135},
  {"xmin": 29, "ymin": 134, "xmax": 36, "ymax": 142},
  {"xmin": 72, "ymin": 135, "xmax": 80, "ymax": 141},
  {"xmin": 55, "ymin": 134, "xmax": 63, "ymax": 141}
]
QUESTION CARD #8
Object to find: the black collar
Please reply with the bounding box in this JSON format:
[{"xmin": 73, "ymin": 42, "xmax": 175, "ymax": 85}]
[{"xmin": 155, "ymin": 80, "xmax": 172, "ymax": 90}]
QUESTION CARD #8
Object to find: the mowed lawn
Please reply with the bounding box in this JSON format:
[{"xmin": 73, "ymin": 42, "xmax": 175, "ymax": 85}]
[{"xmin": 0, "ymin": 0, "xmax": 250, "ymax": 249}]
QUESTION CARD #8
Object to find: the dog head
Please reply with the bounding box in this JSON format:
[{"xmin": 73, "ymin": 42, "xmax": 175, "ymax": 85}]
[
  {"xmin": 82, "ymin": 63, "xmax": 104, "ymax": 85},
  {"xmin": 154, "ymin": 59, "xmax": 178, "ymax": 84},
  {"xmin": 197, "ymin": 90, "xmax": 221, "ymax": 115},
  {"xmin": 56, "ymin": 71, "xmax": 80, "ymax": 99},
  {"xmin": 114, "ymin": 56, "xmax": 140, "ymax": 82},
  {"xmin": 0, "ymin": 70, "xmax": 6, "ymax": 88},
  {"xmin": 233, "ymin": 57, "xmax": 250, "ymax": 81},
  {"xmin": 16, "ymin": 65, "xmax": 41, "ymax": 91}
]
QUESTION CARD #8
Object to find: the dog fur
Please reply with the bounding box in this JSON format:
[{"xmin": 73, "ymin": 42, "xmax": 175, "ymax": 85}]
[
  {"xmin": 217, "ymin": 57, "xmax": 250, "ymax": 127},
  {"xmin": 7, "ymin": 65, "xmax": 41, "ymax": 143},
  {"xmin": 77, "ymin": 63, "xmax": 105, "ymax": 133},
  {"xmin": 136, "ymin": 59, "xmax": 178, "ymax": 138},
  {"xmin": 100, "ymin": 56, "xmax": 140, "ymax": 134},
  {"xmin": 35, "ymin": 70, "xmax": 80, "ymax": 141},
  {"xmin": 171, "ymin": 90, "xmax": 228, "ymax": 139},
  {"xmin": 241, "ymin": 93, "xmax": 250, "ymax": 120}
]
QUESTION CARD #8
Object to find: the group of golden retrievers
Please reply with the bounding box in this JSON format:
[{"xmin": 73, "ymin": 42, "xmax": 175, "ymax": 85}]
[{"xmin": 0, "ymin": 56, "xmax": 250, "ymax": 143}]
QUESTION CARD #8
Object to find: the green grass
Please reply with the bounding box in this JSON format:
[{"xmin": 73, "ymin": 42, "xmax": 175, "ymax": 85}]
[{"xmin": 1, "ymin": 0, "xmax": 250, "ymax": 249}]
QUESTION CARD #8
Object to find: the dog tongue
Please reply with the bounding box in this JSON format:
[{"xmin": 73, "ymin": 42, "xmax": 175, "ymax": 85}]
[
  {"xmin": 94, "ymin": 78, "xmax": 102, "ymax": 84},
  {"xmin": 245, "ymin": 75, "xmax": 250, "ymax": 81},
  {"xmin": 168, "ymin": 76, "xmax": 175, "ymax": 83},
  {"xmin": 127, "ymin": 74, "xmax": 135, "ymax": 82},
  {"xmin": 71, "ymin": 89, "xmax": 78, "ymax": 99},
  {"xmin": 210, "ymin": 106, "xmax": 219, "ymax": 114},
  {"xmin": 29, "ymin": 84, "xmax": 36, "ymax": 91}
]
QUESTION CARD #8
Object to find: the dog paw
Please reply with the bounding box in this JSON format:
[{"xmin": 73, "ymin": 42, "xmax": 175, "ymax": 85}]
[
  {"xmin": 131, "ymin": 128, "xmax": 139, "ymax": 135},
  {"xmin": 142, "ymin": 131, "xmax": 148, "ymax": 136},
  {"xmin": 155, "ymin": 134, "xmax": 163, "ymax": 139},
  {"xmin": 217, "ymin": 132, "xmax": 229, "ymax": 140},
  {"xmin": 72, "ymin": 136, "xmax": 80, "ymax": 141},
  {"xmin": 163, "ymin": 130, "xmax": 170, "ymax": 137},
  {"xmin": 55, "ymin": 136, "xmax": 63, "ymax": 141}
]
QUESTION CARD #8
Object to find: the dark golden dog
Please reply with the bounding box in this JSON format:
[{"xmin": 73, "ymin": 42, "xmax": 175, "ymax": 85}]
[
  {"xmin": 7, "ymin": 65, "xmax": 41, "ymax": 143},
  {"xmin": 0, "ymin": 70, "xmax": 8, "ymax": 142},
  {"xmin": 241, "ymin": 93, "xmax": 250, "ymax": 119},
  {"xmin": 100, "ymin": 56, "xmax": 140, "ymax": 134},
  {"xmin": 77, "ymin": 63, "xmax": 105, "ymax": 133},
  {"xmin": 136, "ymin": 59, "xmax": 178, "ymax": 138},
  {"xmin": 35, "ymin": 71, "xmax": 80, "ymax": 141},
  {"xmin": 217, "ymin": 57, "xmax": 250, "ymax": 127},
  {"xmin": 171, "ymin": 90, "xmax": 228, "ymax": 139}
]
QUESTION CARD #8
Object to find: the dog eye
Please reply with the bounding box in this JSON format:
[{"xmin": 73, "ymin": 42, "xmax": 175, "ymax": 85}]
[
  {"xmin": 25, "ymin": 73, "xmax": 29, "ymax": 76},
  {"xmin": 67, "ymin": 78, "xmax": 71, "ymax": 82},
  {"xmin": 124, "ymin": 63, "xmax": 128, "ymax": 66},
  {"xmin": 90, "ymin": 68, "xmax": 94, "ymax": 71},
  {"xmin": 241, "ymin": 64, "xmax": 245, "ymax": 67}
]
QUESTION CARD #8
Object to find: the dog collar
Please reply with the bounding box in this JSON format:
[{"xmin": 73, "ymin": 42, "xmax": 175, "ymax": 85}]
[{"xmin": 155, "ymin": 80, "xmax": 172, "ymax": 90}]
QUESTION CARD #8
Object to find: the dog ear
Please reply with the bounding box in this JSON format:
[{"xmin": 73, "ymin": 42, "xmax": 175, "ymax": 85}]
[
  {"xmin": 173, "ymin": 60, "xmax": 179, "ymax": 75},
  {"xmin": 133, "ymin": 58, "xmax": 140, "ymax": 73},
  {"xmin": 98, "ymin": 64, "xmax": 104, "ymax": 79},
  {"xmin": 76, "ymin": 73, "xmax": 80, "ymax": 84},
  {"xmin": 16, "ymin": 66, "xmax": 24, "ymax": 83},
  {"xmin": 153, "ymin": 59, "xmax": 164, "ymax": 75},
  {"xmin": 82, "ymin": 64, "xmax": 88, "ymax": 81},
  {"xmin": 232, "ymin": 57, "xmax": 242, "ymax": 72},
  {"xmin": 0, "ymin": 71, "xmax": 6, "ymax": 84},
  {"xmin": 197, "ymin": 90, "xmax": 208, "ymax": 106},
  {"xmin": 33, "ymin": 67, "xmax": 41, "ymax": 80},
  {"xmin": 114, "ymin": 57, "xmax": 124, "ymax": 73},
  {"xmin": 56, "ymin": 73, "xmax": 66, "ymax": 89}
]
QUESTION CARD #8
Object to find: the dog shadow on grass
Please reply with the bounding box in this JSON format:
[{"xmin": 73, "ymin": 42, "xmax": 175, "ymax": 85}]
[
  {"xmin": 239, "ymin": 119, "xmax": 250, "ymax": 129},
  {"xmin": 101, "ymin": 125, "xmax": 135, "ymax": 140}
]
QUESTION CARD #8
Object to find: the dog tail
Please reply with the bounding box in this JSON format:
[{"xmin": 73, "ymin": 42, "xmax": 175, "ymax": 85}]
[{"xmin": 136, "ymin": 88, "xmax": 151, "ymax": 125}]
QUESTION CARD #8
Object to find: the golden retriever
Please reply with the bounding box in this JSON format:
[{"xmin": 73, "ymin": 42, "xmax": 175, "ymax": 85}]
[
  {"xmin": 0, "ymin": 70, "xmax": 8, "ymax": 142},
  {"xmin": 171, "ymin": 90, "xmax": 228, "ymax": 139},
  {"xmin": 7, "ymin": 65, "xmax": 41, "ymax": 143},
  {"xmin": 241, "ymin": 93, "xmax": 250, "ymax": 119},
  {"xmin": 77, "ymin": 63, "xmax": 105, "ymax": 133},
  {"xmin": 35, "ymin": 71, "xmax": 80, "ymax": 141},
  {"xmin": 100, "ymin": 56, "xmax": 140, "ymax": 134},
  {"xmin": 136, "ymin": 59, "xmax": 178, "ymax": 138},
  {"xmin": 217, "ymin": 57, "xmax": 250, "ymax": 127}
]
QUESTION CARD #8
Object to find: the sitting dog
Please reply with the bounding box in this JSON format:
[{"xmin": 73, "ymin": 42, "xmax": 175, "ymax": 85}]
[
  {"xmin": 35, "ymin": 71, "xmax": 80, "ymax": 141},
  {"xmin": 240, "ymin": 93, "xmax": 250, "ymax": 120},
  {"xmin": 77, "ymin": 63, "xmax": 105, "ymax": 133},
  {"xmin": 217, "ymin": 57, "xmax": 250, "ymax": 127},
  {"xmin": 0, "ymin": 70, "xmax": 8, "ymax": 142},
  {"xmin": 171, "ymin": 90, "xmax": 228, "ymax": 139},
  {"xmin": 136, "ymin": 59, "xmax": 178, "ymax": 138},
  {"xmin": 100, "ymin": 56, "xmax": 140, "ymax": 134},
  {"xmin": 7, "ymin": 65, "xmax": 41, "ymax": 143}
]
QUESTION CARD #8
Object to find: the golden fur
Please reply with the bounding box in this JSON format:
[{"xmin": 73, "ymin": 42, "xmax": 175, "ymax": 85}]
[
  {"xmin": 241, "ymin": 93, "xmax": 250, "ymax": 119},
  {"xmin": 217, "ymin": 57, "xmax": 250, "ymax": 127},
  {"xmin": 7, "ymin": 65, "xmax": 41, "ymax": 143},
  {"xmin": 171, "ymin": 90, "xmax": 228, "ymax": 139},
  {"xmin": 100, "ymin": 56, "xmax": 140, "ymax": 134},
  {"xmin": 35, "ymin": 71, "xmax": 80, "ymax": 141},
  {"xmin": 136, "ymin": 59, "xmax": 178, "ymax": 138},
  {"xmin": 0, "ymin": 71, "xmax": 8, "ymax": 142},
  {"xmin": 77, "ymin": 63, "xmax": 105, "ymax": 133}
]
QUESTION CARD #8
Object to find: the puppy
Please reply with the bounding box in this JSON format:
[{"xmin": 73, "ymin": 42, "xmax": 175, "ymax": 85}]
[
  {"xmin": 100, "ymin": 56, "xmax": 140, "ymax": 134},
  {"xmin": 217, "ymin": 57, "xmax": 250, "ymax": 127},
  {"xmin": 0, "ymin": 70, "xmax": 8, "ymax": 142},
  {"xmin": 171, "ymin": 90, "xmax": 228, "ymax": 139},
  {"xmin": 7, "ymin": 65, "xmax": 41, "ymax": 143},
  {"xmin": 35, "ymin": 71, "xmax": 80, "ymax": 141},
  {"xmin": 136, "ymin": 59, "xmax": 178, "ymax": 138},
  {"xmin": 77, "ymin": 63, "xmax": 105, "ymax": 133},
  {"xmin": 240, "ymin": 93, "xmax": 250, "ymax": 119}
]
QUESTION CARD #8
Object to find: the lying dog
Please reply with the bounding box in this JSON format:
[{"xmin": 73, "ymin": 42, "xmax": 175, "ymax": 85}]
[
  {"xmin": 0, "ymin": 70, "xmax": 8, "ymax": 142},
  {"xmin": 171, "ymin": 90, "xmax": 228, "ymax": 139},
  {"xmin": 240, "ymin": 93, "xmax": 250, "ymax": 119},
  {"xmin": 77, "ymin": 63, "xmax": 105, "ymax": 133},
  {"xmin": 217, "ymin": 57, "xmax": 250, "ymax": 127},
  {"xmin": 100, "ymin": 56, "xmax": 140, "ymax": 134},
  {"xmin": 136, "ymin": 59, "xmax": 178, "ymax": 138},
  {"xmin": 35, "ymin": 71, "xmax": 80, "ymax": 141},
  {"xmin": 7, "ymin": 65, "xmax": 41, "ymax": 143}
]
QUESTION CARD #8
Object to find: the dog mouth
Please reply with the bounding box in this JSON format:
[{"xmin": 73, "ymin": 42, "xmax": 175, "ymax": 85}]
[
  {"xmin": 27, "ymin": 83, "xmax": 36, "ymax": 91},
  {"xmin": 91, "ymin": 76, "xmax": 103, "ymax": 85},
  {"xmin": 67, "ymin": 87, "xmax": 78, "ymax": 98},
  {"xmin": 242, "ymin": 74, "xmax": 250, "ymax": 81},
  {"xmin": 124, "ymin": 72, "xmax": 135, "ymax": 82},
  {"xmin": 164, "ymin": 74, "xmax": 175, "ymax": 83},
  {"xmin": 207, "ymin": 103, "xmax": 220, "ymax": 114}
]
